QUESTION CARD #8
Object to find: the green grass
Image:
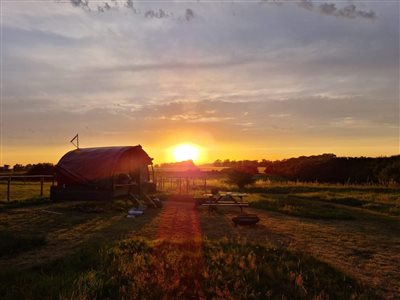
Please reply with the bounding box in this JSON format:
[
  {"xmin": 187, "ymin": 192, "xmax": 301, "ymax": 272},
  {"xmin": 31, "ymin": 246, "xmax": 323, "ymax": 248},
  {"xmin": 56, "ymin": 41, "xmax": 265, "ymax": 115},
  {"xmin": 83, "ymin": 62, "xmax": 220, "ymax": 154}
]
[
  {"xmin": 202, "ymin": 239, "xmax": 372, "ymax": 299},
  {"xmin": 0, "ymin": 239, "xmax": 373, "ymax": 299},
  {"xmin": 193, "ymin": 178, "xmax": 400, "ymax": 217},
  {"xmin": 290, "ymin": 191, "xmax": 400, "ymax": 216},
  {"xmin": 0, "ymin": 200, "xmax": 162, "ymax": 300},
  {"xmin": 0, "ymin": 198, "xmax": 52, "ymax": 212},
  {"xmin": 249, "ymin": 194, "xmax": 355, "ymax": 220},
  {"xmin": 0, "ymin": 231, "xmax": 47, "ymax": 257},
  {"xmin": 0, "ymin": 181, "xmax": 52, "ymax": 201},
  {"xmin": 0, "ymin": 238, "xmax": 374, "ymax": 299},
  {"xmin": 1, "ymin": 181, "xmax": 398, "ymax": 298},
  {"xmin": 0, "ymin": 243, "xmax": 105, "ymax": 300}
]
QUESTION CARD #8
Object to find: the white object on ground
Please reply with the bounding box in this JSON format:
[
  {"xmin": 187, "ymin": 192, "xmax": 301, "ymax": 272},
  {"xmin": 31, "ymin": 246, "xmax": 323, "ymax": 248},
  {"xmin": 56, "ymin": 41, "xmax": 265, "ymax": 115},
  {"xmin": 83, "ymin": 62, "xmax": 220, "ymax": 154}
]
[
  {"xmin": 128, "ymin": 208, "xmax": 144, "ymax": 216},
  {"xmin": 41, "ymin": 210, "xmax": 63, "ymax": 215}
]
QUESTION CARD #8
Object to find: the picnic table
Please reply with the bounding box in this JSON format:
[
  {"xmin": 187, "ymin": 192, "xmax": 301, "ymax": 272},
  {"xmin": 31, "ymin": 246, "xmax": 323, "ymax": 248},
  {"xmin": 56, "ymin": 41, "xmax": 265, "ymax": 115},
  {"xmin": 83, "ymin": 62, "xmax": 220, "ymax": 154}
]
[{"xmin": 201, "ymin": 192, "xmax": 249, "ymax": 213}]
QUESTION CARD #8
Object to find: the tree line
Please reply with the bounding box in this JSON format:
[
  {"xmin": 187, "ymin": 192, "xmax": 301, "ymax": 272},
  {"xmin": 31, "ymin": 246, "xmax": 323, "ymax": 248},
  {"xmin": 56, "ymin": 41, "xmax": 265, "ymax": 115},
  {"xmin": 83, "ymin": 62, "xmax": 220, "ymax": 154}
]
[
  {"xmin": 214, "ymin": 154, "xmax": 400, "ymax": 184},
  {"xmin": 2, "ymin": 154, "xmax": 399, "ymax": 184},
  {"xmin": 263, "ymin": 154, "xmax": 400, "ymax": 184},
  {"xmin": 0, "ymin": 163, "xmax": 55, "ymax": 175}
]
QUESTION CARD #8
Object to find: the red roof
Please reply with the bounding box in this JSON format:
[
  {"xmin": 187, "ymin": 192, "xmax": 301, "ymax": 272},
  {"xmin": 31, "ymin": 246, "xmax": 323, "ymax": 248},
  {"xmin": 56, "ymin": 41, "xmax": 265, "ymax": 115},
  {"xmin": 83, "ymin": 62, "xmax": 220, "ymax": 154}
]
[{"xmin": 56, "ymin": 146, "xmax": 152, "ymax": 186}]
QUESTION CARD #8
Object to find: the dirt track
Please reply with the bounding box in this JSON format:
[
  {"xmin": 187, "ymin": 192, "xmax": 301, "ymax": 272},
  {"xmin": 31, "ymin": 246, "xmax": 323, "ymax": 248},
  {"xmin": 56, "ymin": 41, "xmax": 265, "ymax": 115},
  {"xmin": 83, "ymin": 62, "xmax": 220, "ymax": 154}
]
[
  {"xmin": 153, "ymin": 197, "xmax": 204, "ymax": 298},
  {"xmin": 156, "ymin": 197, "xmax": 202, "ymax": 245}
]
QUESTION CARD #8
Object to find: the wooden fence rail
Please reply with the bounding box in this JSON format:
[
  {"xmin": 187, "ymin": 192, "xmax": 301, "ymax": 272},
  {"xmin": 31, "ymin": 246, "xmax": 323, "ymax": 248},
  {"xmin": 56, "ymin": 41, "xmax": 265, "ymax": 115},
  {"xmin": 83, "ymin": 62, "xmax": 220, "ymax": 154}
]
[
  {"xmin": 0, "ymin": 175, "xmax": 55, "ymax": 201},
  {"xmin": 154, "ymin": 176, "xmax": 209, "ymax": 195}
]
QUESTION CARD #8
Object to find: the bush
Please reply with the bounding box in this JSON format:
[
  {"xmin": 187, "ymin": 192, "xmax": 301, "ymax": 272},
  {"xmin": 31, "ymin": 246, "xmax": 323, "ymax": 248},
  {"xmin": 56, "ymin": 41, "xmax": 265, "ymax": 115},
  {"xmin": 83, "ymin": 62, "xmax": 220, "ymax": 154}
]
[
  {"xmin": 378, "ymin": 160, "xmax": 400, "ymax": 183},
  {"xmin": 225, "ymin": 166, "xmax": 258, "ymax": 190}
]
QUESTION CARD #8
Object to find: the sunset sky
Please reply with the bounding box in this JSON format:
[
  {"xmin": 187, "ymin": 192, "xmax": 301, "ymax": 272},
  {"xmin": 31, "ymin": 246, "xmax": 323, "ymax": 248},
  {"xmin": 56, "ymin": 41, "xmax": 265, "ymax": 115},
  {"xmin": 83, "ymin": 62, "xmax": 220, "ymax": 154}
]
[{"xmin": 1, "ymin": 0, "xmax": 399, "ymax": 165}]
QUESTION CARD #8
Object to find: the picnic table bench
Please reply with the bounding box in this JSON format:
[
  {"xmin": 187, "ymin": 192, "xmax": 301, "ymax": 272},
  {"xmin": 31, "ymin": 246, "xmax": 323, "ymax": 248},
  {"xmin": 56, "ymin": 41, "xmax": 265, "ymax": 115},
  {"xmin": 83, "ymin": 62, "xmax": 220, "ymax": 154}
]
[{"xmin": 200, "ymin": 192, "xmax": 249, "ymax": 213}]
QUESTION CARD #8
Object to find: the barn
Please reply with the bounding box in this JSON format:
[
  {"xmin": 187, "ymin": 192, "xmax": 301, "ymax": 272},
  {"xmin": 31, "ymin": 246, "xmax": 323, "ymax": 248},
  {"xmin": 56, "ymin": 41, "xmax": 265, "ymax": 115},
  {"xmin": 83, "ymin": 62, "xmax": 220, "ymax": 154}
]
[{"xmin": 50, "ymin": 145, "xmax": 155, "ymax": 201}]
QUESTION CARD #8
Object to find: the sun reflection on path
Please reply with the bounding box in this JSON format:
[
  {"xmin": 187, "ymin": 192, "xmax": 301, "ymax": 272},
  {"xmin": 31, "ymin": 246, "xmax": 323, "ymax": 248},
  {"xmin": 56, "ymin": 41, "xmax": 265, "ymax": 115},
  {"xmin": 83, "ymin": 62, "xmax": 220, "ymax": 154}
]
[{"xmin": 154, "ymin": 196, "xmax": 205, "ymax": 298}]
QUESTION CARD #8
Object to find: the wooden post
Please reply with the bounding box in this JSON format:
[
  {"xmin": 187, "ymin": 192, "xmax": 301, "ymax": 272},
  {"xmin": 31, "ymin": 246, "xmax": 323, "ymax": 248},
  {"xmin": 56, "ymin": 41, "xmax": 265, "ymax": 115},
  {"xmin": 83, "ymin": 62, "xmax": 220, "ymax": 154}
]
[
  {"xmin": 111, "ymin": 175, "xmax": 115, "ymax": 199},
  {"xmin": 138, "ymin": 169, "xmax": 141, "ymax": 198},
  {"xmin": 204, "ymin": 177, "xmax": 207, "ymax": 194},
  {"xmin": 40, "ymin": 177, "xmax": 44, "ymax": 199},
  {"xmin": 7, "ymin": 176, "xmax": 11, "ymax": 201},
  {"xmin": 186, "ymin": 177, "xmax": 189, "ymax": 194}
]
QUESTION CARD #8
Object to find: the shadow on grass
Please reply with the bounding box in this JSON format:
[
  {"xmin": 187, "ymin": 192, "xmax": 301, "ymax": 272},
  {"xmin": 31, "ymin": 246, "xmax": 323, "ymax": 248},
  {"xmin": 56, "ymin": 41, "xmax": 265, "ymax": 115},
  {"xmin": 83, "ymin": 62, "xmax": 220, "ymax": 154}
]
[
  {"xmin": 291, "ymin": 194, "xmax": 400, "ymax": 216},
  {"xmin": 250, "ymin": 195, "xmax": 355, "ymax": 220},
  {"xmin": 0, "ymin": 231, "xmax": 47, "ymax": 257},
  {"xmin": 203, "ymin": 239, "xmax": 374, "ymax": 299},
  {"xmin": 0, "ymin": 198, "xmax": 53, "ymax": 212},
  {"xmin": 0, "ymin": 238, "xmax": 375, "ymax": 299},
  {"xmin": 0, "ymin": 208, "xmax": 162, "ymax": 300}
]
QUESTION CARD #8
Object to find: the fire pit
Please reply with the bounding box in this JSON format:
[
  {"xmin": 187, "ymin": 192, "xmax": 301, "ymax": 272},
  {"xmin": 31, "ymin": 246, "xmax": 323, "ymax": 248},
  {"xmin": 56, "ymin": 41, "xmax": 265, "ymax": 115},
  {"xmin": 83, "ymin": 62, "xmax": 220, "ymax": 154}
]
[{"xmin": 232, "ymin": 214, "xmax": 260, "ymax": 226}]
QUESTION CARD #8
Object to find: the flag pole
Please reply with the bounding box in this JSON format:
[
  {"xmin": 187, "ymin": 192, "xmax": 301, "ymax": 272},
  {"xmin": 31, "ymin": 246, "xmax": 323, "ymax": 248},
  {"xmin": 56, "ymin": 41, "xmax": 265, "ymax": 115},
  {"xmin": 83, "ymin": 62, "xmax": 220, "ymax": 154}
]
[{"xmin": 70, "ymin": 134, "xmax": 79, "ymax": 149}]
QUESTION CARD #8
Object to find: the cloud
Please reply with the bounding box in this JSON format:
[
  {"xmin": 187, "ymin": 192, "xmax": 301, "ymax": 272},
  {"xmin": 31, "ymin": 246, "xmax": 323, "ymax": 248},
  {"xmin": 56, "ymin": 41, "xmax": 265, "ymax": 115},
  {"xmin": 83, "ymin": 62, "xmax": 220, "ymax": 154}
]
[
  {"xmin": 185, "ymin": 9, "xmax": 195, "ymax": 21},
  {"xmin": 101, "ymin": 57, "xmax": 255, "ymax": 73},
  {"xmin": 69, "ymin": 0, "xmax": 90, "ymax": 11},
  {"xmin": 65, "ymin": 0, "xmax": 196, "ymax": 22},
  {"xmin": 297, "ymin": 0, "xmax": 377, "ymax": 20}
]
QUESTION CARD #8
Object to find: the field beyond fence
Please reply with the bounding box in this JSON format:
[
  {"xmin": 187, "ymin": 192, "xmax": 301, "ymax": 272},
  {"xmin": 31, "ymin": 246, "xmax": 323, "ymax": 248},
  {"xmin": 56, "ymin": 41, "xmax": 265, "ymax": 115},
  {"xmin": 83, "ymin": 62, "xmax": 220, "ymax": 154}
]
[{"xmin": 0, "ymin": 176, "xmax": 54, "ymax": 202}]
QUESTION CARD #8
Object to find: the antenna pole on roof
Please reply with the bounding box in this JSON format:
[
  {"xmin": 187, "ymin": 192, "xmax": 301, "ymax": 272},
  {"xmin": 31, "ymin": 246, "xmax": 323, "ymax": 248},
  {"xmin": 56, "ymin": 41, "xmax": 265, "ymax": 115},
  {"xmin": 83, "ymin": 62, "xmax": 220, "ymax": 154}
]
[{"xmin": 70, "ymin": 134, "xmax": 79, "ymax": 149}]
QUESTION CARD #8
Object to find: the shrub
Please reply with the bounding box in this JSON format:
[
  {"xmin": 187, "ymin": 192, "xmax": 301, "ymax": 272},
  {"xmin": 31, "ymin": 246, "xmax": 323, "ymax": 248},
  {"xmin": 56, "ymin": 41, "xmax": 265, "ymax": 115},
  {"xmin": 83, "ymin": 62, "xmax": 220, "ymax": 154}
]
[{"xmin": 225, "ymin": 166, "xmax": 258, "ymax": 190}]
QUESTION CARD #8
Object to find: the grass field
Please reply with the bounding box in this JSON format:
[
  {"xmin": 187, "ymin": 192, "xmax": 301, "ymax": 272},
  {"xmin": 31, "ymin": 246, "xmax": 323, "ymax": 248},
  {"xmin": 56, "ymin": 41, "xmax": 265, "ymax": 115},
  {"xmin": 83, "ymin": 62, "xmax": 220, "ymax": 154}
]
[
  {"xmin": 0, "ymin": 180, "xmax": 399, "ymax": 299},
  {"xmin": 0, "ymin": 181, "xmax": 53, "ymax": 201}
]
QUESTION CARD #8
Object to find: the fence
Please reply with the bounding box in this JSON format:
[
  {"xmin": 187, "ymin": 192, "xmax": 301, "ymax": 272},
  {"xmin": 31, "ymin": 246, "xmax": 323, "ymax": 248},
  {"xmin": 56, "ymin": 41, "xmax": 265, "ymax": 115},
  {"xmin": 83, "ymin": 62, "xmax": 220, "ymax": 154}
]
[
  {"xmin": 0, "ymin": 173, "xmax": 226, "ymax": 201},
  {"xmin": 0, "ymin": 175, "xmax": 55, "ymax": 201},
  {"xmin": 154, "ymin": 174, "xmax": 231, "ymax": 195},
  {"xmin": 154, "ymin": 176, "xmax": 209, "ymax": 195}
]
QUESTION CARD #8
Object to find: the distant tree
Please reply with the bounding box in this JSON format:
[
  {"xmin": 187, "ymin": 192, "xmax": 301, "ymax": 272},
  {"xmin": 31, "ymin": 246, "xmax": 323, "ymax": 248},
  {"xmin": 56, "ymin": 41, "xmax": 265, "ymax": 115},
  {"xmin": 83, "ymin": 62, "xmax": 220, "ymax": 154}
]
[
  {"xmin": 263, "ymin": 154, "xmax": 400, "ymax": 184},
  {"xmin": 225, "ymin": 166, "xmax": 258, "ymax": 190},
  {"xmin": 213, "ymin": 159, "xmax": 222, "ymax": 167},
  {"xmin": 13, "ymin": 164, "xmax": 24, "ymax": 172},
  {"xmin": 378, "ymin": 160, "xmax": 400, "ymax": 183},
  {"xmin": 222, "ymin": 159, "xmax": 231, "ymax": 167},
  {"xmin": 26, "ymin": 163, "xmax": 55, "ymax": 175},
  {"xmin": 0, "ymin": 164, "xmax": 10, "ymax": 172}
]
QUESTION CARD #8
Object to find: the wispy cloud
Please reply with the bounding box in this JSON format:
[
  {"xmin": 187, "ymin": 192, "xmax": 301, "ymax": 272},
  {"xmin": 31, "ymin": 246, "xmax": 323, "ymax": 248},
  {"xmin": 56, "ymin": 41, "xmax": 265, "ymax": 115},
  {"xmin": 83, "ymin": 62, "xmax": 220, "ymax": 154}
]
[
  {"xmin": 100, "ymin": 57, "xmax": 255, "ymax": 73},
  {"xmin": 69, "ymin": 0, "xmax": 90, "ymax": 10},
  {"xmin": 297, "ymin": 0, "xmax": 377, "ymax": 20},
  {"xmin": 65, "ymin": 0, "xmax": 196, "ymax": 22},
  {"xmin": 262, "ymin": 0, "xmax": 377, "ymax": 20}
]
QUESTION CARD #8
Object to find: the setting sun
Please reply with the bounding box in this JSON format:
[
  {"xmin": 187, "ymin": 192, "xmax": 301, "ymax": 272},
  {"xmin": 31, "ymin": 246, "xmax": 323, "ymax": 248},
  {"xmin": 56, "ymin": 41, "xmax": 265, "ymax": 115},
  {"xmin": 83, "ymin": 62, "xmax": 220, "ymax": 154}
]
[{"xmin": 172, "ymin": 144, "xmax": 200, "ymax": 162}]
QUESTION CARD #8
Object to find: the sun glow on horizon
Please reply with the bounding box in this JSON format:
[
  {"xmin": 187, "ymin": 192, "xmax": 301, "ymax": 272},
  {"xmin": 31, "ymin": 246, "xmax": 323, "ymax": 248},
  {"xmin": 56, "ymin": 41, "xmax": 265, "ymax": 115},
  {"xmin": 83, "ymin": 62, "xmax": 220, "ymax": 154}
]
[{"xmin": 172, "ymin": 144, "xmax": 200, "ymax": 162}]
